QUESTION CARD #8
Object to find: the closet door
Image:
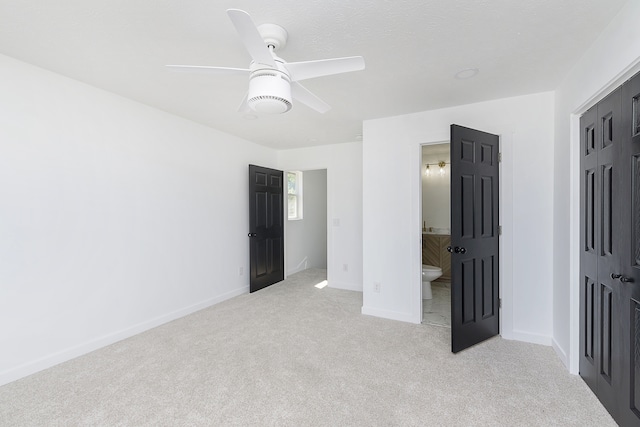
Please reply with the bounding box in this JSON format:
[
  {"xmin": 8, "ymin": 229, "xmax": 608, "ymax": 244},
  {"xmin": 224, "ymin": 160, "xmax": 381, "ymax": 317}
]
[
  {"xmin": 579, "ymin": 104, "xmax": 599, "ymax": 392},
  {"xmin": 618, "ymin": 72, "xmax": 640, "ymax": 427},
  {"xmin": 579, "ymin": 88, "xmax": 622, "ymax": 419}
]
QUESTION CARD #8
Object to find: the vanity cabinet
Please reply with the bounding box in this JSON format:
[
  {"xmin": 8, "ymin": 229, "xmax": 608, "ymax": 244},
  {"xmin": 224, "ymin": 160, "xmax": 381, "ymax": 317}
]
[{"xmin": 422, "ymin": 234, "xmax": 451, "ymax": 282}]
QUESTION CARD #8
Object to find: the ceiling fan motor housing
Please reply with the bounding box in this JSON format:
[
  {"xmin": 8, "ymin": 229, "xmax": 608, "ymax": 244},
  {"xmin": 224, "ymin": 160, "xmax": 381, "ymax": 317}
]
[
  {"xmin": 167, "ymin": 10, "xmax": 365, "ymax": 115},
  {"xmin": 247, "ymin": 69, "xmax": 292, "ymax": 114}
]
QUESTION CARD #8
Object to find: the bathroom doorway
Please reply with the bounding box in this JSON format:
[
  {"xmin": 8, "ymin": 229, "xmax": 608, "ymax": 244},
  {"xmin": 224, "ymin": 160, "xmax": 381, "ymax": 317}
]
[
  {"xmin": 421, "ymin": 126, "xmax": 500, "ymax": 352},
  {"xmin": 421, "ymin": 142, "xmax": 452, "ymax": 328}
]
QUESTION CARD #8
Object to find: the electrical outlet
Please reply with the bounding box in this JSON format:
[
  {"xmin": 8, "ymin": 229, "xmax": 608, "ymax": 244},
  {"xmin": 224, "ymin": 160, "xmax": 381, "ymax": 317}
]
[
  {"xmin": 343, "ymin": 264, "xmax": 348, "ymax": 272},
  {"xmin": 374, "ymin": 282, "xmax": 381, "ymax": 293},
  {"xmin": 238, "ymin": 267, "xmax": 244, "ymax": 277}
]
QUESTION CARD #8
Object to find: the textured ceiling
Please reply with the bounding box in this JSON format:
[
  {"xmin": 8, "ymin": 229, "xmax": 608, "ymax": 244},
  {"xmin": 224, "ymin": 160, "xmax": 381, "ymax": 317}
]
[{"xmin": 0, "ymin": 0, "xmax": 628, "ymax": 149}]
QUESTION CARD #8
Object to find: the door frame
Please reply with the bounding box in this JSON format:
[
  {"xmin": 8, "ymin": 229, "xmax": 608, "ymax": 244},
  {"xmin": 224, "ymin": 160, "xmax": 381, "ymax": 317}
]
[
  {"xmin": 568, "ymin": 60, "xmax": 640, "ymax": 374},
  {"xmin": 414, "ymin": 133, "xmax": 510, "ymax": 334},
  {"xmin": 281, "ymin": 166, "xmax": 333, "ymax": 285}
]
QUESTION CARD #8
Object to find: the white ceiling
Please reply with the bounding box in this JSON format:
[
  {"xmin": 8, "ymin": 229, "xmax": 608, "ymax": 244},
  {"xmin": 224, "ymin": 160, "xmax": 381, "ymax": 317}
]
[{"xmin": 0, "ymin": 0, "xmax": 628, "ymax": 149}]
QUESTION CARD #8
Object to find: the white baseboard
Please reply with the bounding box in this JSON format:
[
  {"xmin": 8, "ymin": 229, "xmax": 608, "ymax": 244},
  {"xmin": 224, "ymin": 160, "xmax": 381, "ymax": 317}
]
[
  {"xmin": 0, "ymin": 286, "xmax": 248, "ymax": 387},
  {"xmin": 286, "ymin": 266, "xmax": 306, "ymax": 276},
  {"xmin": 361, "ymin": 305, "xmax": 421, "ymax": 324},
  {"xmin": 329, "ymin": 280, "xmax": 362, "ymax": 292},
  {"xmin": 552, "ymin": 338, "xmax": 571, "ymax": 372},
  {"xmin": 501, "ymin": 329, "xmax": 553, "ymax": 346}
]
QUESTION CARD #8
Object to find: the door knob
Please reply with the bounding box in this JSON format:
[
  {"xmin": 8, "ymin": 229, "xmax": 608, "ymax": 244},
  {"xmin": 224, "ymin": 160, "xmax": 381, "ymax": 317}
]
[
  {"xmin": 248, "ymin": 232, "xmax": 257, "ymax": 237},
  {"xmin": 611, "ymin": 273, "xmax": 634, "ymax": 283},
  {"xmin": 448, "ymin": 246, "xmax": 466, "ymax": 254}
]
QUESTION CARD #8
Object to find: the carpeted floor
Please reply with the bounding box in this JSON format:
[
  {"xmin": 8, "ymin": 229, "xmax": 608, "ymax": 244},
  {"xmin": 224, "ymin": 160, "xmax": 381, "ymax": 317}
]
[{"xmin": 0, "ymin": 268, "xmax": 615, "ymax": 426}]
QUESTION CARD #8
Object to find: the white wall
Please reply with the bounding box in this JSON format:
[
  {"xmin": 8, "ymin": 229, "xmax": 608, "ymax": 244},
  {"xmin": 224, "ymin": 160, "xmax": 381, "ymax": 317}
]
[
  {"xmin": 0, "ymin": 54, "xmax": 277, "ymax": 386},
  {"xmin": 362, "ymin": 92, "xmax": 555, "ymax": 345},
  {"xmin": 422, "ymin": 145, "xmax": 451, "ymax": 231},
  {"xmin": 278, "ymin": 143, "xmax": 363, "ymax": 291},
  {"xmin": 286, "ymin": 169, "xmax": 327, "ymax": 274},
  {"xmin": 553, "ymin": 0, "xmax": 640, "ymax": 373}
]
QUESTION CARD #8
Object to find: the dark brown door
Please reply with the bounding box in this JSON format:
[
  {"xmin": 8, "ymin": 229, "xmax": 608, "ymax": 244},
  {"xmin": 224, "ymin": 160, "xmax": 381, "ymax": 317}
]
[
  {"xmin": 617, "ymin": 71, "xmax": 640, "ymax": 427},
  {"xmin": 248, "ymin": 164, "xmax": 284, "ymax": 293},
  {"xmin": 449, "ymin": 125, "xmax": 500, "ymax": 353},
  {"xmin": 580, "ymin": 71, "xmax": 640, "ymax": 427}
]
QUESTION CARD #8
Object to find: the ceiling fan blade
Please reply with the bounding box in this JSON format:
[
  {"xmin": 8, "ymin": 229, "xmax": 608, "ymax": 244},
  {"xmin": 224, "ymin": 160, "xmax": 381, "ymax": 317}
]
[
  {"xmin": 237, "ymin": 92, "xmax": 251, "ymax": 113},
  {"xmin": 286, "ymin": 56, "xmax": 365, "ymax": 82},
  {"xmin": 291, "ymin": 82, "xmax": 331, "ymax": 114},
  {"xmin": 226, "ymin": 9, "xmax": 276, "ymax": 67},
  {"xmin": 166, "ymin": 65, "xmax": 249, "ymax": 76}
]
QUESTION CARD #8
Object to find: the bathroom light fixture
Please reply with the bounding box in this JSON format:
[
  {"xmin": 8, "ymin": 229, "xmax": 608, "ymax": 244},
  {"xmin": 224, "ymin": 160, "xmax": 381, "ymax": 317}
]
[{"xmin": 424, "ymin": 161, "xmax": 450, "ymax": 176}]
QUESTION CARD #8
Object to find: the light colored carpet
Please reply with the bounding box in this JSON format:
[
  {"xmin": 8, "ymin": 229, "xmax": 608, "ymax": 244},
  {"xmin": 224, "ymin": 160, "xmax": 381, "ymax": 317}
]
[{"xmin": 0, "ymin": 268, "xmax": 615, "ymax": 426}]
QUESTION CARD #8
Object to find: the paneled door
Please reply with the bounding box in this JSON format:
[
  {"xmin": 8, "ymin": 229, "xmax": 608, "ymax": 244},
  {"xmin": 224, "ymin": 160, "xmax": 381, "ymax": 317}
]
[
  {"xmin": 579, "ymin": 88, "xmax": 621, "ymax": 416},
  {"xmin": 449, "ymin": 124, "xmax": 500, "ymax": 353},
  {"xmin": 248, "ymin": 164, "xmax": 284, "ymax": 293},
  {"xmin": 580, "ymin": 70, "xmax": 640, "ymax": 427},
  {"xmin": 617, "ymin": 71, "xmax": 640, "ymax": 427}
]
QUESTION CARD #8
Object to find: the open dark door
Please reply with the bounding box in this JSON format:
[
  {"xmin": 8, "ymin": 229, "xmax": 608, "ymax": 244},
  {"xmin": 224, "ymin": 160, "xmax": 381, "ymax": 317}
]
[
  {"xmin": 248, "ymin": 164, "xmax": 284, "ymax": 293},
  {"xmin": 450, "ymin": 125, "xmax": 500, "ymax": 353}
]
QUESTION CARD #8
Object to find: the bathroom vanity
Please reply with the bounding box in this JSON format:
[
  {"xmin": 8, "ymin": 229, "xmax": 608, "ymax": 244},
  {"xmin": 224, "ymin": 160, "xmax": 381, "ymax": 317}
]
[{"xmin": 422, "ymin": 233, "xmax": 451, "ymax": 282}]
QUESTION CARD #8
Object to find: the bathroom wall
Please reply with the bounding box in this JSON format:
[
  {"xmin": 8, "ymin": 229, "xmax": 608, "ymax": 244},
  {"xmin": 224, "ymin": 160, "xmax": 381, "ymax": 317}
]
[{"xmin": 421, "ymin": 143, "xmax": 450, "ymax": 231}]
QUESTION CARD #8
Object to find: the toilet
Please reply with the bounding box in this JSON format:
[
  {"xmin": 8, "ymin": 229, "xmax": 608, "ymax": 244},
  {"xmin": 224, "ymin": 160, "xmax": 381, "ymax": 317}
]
[{"xmin": 422, "ymin": 265, "xmax": 443, "ymax": 299}]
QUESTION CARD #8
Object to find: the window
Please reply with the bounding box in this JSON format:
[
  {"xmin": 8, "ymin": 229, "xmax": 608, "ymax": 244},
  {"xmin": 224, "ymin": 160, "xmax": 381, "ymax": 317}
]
[{"xmin": 287, "ymin": 171, "xmax": 303, "ymax": 220}]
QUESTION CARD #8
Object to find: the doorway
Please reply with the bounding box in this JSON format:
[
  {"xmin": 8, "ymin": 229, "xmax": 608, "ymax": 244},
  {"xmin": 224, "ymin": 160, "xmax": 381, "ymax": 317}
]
[
  {"xmin": 285, "ymin": 169, "xmax": 328, "ymax": 277},
  {"xmin": 419, "ymin": 125, "xmax": 501, "ymax": 353},
  {"xmin": 421, "ymin": 142, "xmax": 452, "ymax": 328}
]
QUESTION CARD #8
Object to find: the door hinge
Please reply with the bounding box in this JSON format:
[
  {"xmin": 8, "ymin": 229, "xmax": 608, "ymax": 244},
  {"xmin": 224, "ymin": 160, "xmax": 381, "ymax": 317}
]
[
  {"xmin": 499, "ymin": 298, "xmax": 502, "ymax": 308},
  {"xmin": 498, "ymin": 152, "xmax": 502, "ymax": 162},
  {"xmin": 498, "ymin": 225, "xmax": 502, "ymax": 235}
]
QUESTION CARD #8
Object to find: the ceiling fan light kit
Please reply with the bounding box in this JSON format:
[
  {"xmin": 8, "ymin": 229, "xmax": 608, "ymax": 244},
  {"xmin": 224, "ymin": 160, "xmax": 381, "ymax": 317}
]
[
  {"xmin": 247, "ymin": 69, "xmax": 292, "ymax": 114},
  {"xmin": 167, "ymin": 9, "xmax": 365, "ymax": 115}
]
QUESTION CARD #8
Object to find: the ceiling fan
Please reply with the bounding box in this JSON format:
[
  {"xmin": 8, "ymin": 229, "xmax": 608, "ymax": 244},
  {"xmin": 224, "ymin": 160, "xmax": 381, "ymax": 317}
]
[{"xmin": 167, "ymin": 9, "xmax": 365, "ymax": 114}]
